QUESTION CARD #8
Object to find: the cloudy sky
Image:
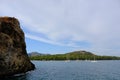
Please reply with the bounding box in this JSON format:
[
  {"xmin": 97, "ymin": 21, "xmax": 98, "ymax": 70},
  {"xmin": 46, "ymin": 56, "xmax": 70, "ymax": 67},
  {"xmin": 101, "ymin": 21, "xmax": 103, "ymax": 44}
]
[{"xmin": 0, "ymin": 0, "xmax": 120, "ymax": 56}]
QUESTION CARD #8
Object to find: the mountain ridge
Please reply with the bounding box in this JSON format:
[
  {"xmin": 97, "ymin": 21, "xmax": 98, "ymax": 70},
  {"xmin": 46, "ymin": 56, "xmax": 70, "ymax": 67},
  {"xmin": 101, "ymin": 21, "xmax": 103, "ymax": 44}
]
[{"xmin": 29, "ymin": 50, "xmax": 120, "ymax": 60}]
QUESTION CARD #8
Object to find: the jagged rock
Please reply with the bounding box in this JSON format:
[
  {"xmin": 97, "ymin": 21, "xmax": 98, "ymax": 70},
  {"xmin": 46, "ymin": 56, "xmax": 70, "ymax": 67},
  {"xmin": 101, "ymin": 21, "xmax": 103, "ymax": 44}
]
[{"xmin": 0, "ymin": 17, "xmax": 35, "ymax": 77}]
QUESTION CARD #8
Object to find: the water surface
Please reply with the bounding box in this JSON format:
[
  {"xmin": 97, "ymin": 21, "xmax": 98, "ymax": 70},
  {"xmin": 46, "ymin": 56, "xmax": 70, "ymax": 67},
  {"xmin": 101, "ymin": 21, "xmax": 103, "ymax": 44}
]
[{"xmin": 2, "ymin": 60, "xmax": 120, "ymax": 80}]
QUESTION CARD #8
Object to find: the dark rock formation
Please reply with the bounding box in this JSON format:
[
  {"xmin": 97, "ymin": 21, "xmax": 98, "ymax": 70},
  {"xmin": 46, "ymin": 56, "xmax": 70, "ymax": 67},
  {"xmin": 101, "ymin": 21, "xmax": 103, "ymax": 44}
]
[{"xmin": 0, "ymin": 17, "xmax": 35, "ymax": 77}]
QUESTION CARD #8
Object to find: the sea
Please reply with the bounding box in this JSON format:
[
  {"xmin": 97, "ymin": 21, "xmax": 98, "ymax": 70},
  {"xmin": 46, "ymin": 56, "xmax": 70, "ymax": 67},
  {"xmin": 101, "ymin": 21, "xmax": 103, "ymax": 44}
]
[{"xmin": 2, "ymin": 60, "xmax": 120, "ymax": 80}]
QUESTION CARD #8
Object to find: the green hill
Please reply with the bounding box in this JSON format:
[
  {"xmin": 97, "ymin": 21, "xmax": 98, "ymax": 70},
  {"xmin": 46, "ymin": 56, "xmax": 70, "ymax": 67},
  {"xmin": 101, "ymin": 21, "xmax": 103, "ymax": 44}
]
[
  {"xmin": 66, "ymin": 51, "xmax": 94, "ymax": 56},
  {"xmin": 29, "ymin": 51, "xmax": 120, "ymax": 60}
]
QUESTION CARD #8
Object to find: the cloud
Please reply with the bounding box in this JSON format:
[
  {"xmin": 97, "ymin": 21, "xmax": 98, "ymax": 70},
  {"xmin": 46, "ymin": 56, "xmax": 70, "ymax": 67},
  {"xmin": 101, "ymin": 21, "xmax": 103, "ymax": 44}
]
[{"xmin": 0, "ymin": 0, "xmax": 120, "ymax": 55}]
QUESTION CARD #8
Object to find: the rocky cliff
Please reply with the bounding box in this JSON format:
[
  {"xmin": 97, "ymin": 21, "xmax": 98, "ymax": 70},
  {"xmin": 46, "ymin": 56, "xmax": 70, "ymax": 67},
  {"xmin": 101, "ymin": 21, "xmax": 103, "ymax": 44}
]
[{"xmin": 0, "ymin": 17, "xmax": 35, "ymax": 77}]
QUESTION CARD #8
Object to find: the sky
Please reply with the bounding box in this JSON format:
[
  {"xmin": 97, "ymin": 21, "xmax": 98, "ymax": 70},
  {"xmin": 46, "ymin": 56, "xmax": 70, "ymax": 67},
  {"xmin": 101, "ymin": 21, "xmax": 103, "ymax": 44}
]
[{"xmin": 0, "ymin": 0, "xmax": 120, "ymax": 56}]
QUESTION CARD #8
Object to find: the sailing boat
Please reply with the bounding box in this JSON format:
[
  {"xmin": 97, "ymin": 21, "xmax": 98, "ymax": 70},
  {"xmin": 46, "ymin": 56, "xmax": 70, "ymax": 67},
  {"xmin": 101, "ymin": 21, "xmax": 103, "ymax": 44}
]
[
  {"xmin": 91, "ymin": 55, "xmax": 97, "ymax": 62},
  {"xmin": 65, "ymin": 54, "xmax": 70, "ymax": 62}
]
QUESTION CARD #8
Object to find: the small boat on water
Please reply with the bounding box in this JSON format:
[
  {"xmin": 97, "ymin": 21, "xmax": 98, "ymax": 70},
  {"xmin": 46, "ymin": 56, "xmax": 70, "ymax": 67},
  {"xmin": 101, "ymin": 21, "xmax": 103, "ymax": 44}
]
[
  {"xmin": 91, "ymin": 55, "xmax": 97, "ymax": 62},
  {"xmin": 91, "ymin": 60, "xmax": 97, "ymax": 62},
  {"xmin": 65, "ymin": 60, "xmax": 71, "ymax": 62}
]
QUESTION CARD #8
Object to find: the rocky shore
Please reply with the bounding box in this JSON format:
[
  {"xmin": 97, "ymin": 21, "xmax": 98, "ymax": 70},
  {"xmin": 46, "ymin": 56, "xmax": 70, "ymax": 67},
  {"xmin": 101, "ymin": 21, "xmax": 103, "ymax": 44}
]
[{"xmin": 0, "ymin": 17, "xmax": 35, "ymax": 77}]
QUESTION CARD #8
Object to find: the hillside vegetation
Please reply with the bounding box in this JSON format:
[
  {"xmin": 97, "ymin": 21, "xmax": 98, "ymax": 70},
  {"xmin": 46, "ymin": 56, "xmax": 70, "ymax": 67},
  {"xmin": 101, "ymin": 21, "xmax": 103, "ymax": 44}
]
[{"xmin": 29, "ymin": 51, "xmax": 120, "ymax": 60}]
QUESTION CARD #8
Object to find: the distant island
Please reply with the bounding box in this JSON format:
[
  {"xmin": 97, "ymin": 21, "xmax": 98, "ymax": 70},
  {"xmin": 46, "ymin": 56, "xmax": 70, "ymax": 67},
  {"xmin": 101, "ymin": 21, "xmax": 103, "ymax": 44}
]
[{"xmin": 29, "ymin": 51, "xmax": 120, "ymax": 60}]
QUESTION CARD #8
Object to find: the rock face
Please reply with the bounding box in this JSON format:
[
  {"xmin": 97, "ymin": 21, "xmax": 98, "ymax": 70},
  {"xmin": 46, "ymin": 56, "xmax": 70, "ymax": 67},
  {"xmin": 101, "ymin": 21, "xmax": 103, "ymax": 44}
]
[{"xmin": 0, "ymin": 17, "xmax": 35, "ymax": 76}]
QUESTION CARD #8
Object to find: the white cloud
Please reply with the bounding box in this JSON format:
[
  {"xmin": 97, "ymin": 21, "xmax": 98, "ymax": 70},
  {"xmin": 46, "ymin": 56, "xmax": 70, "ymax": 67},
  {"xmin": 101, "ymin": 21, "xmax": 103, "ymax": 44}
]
[{"xmin": 0, "ymin": 0, "xmax": 120, "ymax": 55}]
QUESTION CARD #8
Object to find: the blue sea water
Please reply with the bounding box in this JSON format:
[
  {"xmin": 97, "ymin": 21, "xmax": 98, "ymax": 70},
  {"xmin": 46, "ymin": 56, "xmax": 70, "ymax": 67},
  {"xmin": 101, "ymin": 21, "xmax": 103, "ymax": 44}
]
[{"xmin": 2, "ymin": 60, "xmax": 120, "ymax": 80}]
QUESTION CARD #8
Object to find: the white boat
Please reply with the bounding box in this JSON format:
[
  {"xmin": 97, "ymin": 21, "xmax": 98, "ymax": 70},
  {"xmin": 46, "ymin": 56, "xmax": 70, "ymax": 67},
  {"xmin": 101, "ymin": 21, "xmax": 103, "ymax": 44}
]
[
  {"xmin": 65, "ymin": 60, "xmax": 70, "ymax": 62},
  {"xmin": 91, "ymin": 55, "xmax": 97, "ymax": 62},
  {"xmin": 91, "ymin": 60, "xmax": 97, "ymax": 62}
]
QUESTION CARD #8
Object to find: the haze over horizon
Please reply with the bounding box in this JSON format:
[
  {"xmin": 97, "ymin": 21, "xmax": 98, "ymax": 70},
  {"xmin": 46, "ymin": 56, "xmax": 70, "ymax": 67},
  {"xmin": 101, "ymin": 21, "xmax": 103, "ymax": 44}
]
[{"xmin": 0, "ymin": 0, "xmax": 120, "ymax": 56}]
